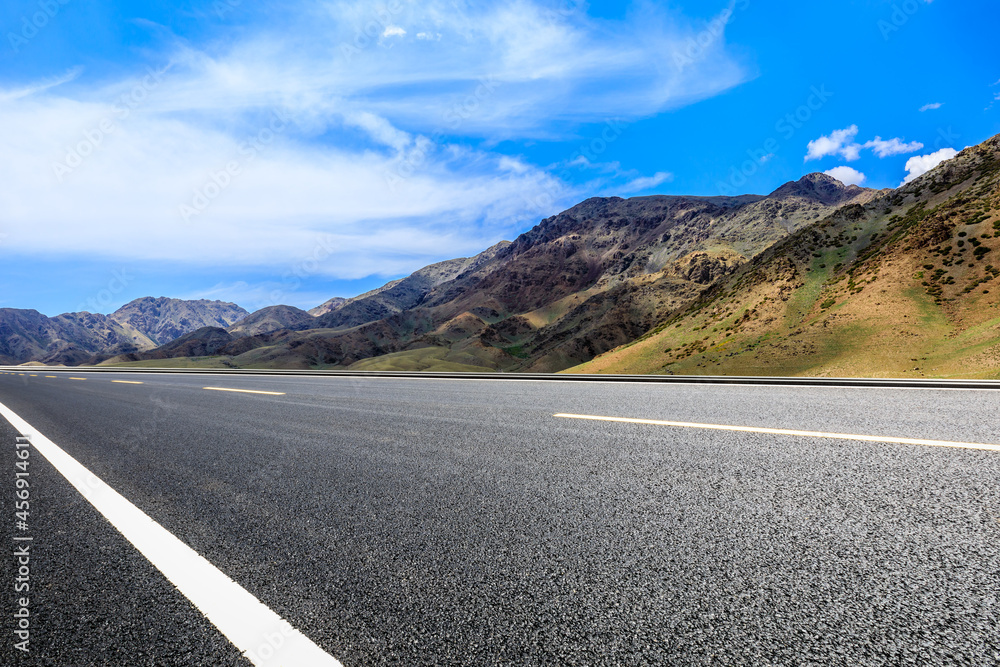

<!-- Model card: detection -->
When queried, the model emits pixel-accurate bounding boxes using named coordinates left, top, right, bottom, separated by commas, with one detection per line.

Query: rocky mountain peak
left=768, top=172, right=868, bottom=206
left=109, top=297, right=249, bottom=345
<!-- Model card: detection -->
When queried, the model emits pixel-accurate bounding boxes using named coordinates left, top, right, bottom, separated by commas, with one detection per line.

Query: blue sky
left=1, top=0, right=998, bottom=316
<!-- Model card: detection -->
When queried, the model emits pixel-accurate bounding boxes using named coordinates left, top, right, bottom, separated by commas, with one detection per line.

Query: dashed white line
left=203, top=387, right=286, bottom=396
left=0, top=401, right=342, bottom=666
left=553, top=413, right=1000, bottom=453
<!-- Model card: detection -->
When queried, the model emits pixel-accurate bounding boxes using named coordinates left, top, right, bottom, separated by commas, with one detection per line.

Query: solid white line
left=553, top=413, right=1000, bottom=453
left=203, top=387, right=286, bottom=396
left=0, top=401, right=341, bottom=667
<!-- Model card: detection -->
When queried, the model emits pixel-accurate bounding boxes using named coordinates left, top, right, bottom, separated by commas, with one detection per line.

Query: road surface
left=1, top=370, right=998, bottom=665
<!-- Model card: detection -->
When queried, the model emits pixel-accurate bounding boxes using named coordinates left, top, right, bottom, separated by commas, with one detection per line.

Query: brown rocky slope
left=109, top=174, right=877, bottom=371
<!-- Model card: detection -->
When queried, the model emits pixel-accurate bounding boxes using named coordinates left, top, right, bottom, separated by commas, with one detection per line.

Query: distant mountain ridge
left=97, top=171, right=882, bottom=371
left=13, top=140, right=995, bottom=378
left=0, top=309, right=155, bottom=366
left=0, top=297, right=249, bottom=365
left=572, top=134, right=1000, bottom=378
left=110, top=297, right=249, bottom=345
left=226, top=305, right=315, bottom=337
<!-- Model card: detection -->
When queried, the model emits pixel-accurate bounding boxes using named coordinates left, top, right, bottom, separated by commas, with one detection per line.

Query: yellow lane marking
left=69, top=377, right=87, bottom=381
left=30, top=374, right=37, bottom=377
left=553, top=413, right=1000, bottom=453
left=45, top=376, right=57, bottom=379
left=112, top=380, right=144, bottom=385
left=203, top=387, right=286, bottom=396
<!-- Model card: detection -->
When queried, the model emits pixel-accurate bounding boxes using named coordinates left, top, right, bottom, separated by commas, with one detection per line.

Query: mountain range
left=0, top=298, right=248, bottom=365
left=4, top=133, right=998, bottom=378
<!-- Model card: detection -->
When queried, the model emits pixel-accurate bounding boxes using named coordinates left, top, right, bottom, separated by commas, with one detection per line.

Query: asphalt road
left=1, top=370, right=999, bottom=666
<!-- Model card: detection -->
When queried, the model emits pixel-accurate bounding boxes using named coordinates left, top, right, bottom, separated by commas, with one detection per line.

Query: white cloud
left=919, top=102, right=942, bottom=112
left=901, top=148, right=959, bottom=185
left=805, top=126, right=860, bottom=161
left=806, top=126, right=924, bottom=162
left=617, top=172, right=674, bottom=194
left=824, top=166, right=866, bottom=187
left=416, top=32, right=441, bottom=41
left=862, top=136, right=923, bottom=158
left=0, top=0, right=752, bottom=279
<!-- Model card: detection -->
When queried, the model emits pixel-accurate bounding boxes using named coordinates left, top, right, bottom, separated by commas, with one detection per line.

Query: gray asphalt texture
left=1, top=371, right=999, bottom=666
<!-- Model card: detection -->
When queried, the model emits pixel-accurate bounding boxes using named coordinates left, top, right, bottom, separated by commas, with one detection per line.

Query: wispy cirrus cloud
left=863, top=136, right=924, bottom=158
left=0, top=0, right=751, bottom=283
left=617, top=171, right=675, bottom=194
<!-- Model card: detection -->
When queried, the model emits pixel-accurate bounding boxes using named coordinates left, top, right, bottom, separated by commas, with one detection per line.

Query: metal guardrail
left=3, top=366, right=1000, bottom=389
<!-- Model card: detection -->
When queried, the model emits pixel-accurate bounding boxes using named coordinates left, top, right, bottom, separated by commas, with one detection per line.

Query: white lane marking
left=553, top=413, right=1000, bottom=453
left=203, top=387, right=286, bottom=396
left=0, top=401, right=342, bottom=667
left=112, top=380, right=144, bottom=385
